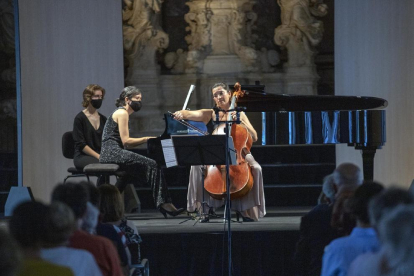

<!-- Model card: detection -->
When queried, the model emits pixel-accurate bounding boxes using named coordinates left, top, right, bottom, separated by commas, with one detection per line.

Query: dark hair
left=98, top=184, right=124, bottom=222
left=9, top=201, right=49, bottom=249
left=211, top=82, right=230, bottom=93
left=347, top=181, right=384, bottom=224
left=115, top=86, right=141, bottom=107
left=369, top=187, right=414, bottom=227
left=82, top=84, right=105, bottom=107
left=51, top=183, right=89, bottom=219
left=81, top=181, right=101, bottom=207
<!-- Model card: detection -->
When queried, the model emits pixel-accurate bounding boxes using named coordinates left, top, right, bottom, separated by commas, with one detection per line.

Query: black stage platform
left=127, top=206, right=310, bottom=276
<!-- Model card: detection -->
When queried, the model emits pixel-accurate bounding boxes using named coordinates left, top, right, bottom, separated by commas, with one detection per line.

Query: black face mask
left=90, top=99, right=102, bottom=109
left=129, top=100, right=142, bottom=112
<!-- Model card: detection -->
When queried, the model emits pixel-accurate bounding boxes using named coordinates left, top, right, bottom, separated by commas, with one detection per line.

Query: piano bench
left=83, top=163, right=126, bottom=185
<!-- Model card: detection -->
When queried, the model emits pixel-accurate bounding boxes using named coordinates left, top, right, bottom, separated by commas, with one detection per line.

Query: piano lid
left=232, top=86, right=388, bottom=112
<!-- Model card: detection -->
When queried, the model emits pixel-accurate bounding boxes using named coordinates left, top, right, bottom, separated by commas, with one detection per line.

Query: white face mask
left=81, top=202, right=100, bottom=234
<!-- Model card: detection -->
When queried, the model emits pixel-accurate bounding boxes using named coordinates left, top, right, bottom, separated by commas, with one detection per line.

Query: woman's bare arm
left=239, top=112, right=258, bottom=142
left=113, top=109, right=154, bottom=148
left=172, top=109, right=213, bottom=125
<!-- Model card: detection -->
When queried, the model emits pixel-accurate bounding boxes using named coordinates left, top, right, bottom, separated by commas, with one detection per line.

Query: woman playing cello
left=173, top=83, right=266, bottom=221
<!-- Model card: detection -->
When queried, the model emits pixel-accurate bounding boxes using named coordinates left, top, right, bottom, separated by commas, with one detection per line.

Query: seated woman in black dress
left=100, top=86, right=184, bottom=217
left=73, top=84, right=107, bottom=180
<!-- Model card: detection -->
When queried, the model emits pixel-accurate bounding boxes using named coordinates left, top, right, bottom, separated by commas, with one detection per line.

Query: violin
left=203, top=83, right=254, bottom=200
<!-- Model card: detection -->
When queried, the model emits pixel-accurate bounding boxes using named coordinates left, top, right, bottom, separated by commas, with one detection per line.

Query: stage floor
left=126, top=206, right=310, bottom=234
left=0, top=206, right=310, bottom=233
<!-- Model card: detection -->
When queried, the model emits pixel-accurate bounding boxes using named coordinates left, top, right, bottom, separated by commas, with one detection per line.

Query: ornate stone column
left=184, top=0, right=258, bottom=74
left=122, top=0, right=169, bottom=136
left=274, top=0, right=327, bottom=95
left=123, top=0, right=169, bottom=80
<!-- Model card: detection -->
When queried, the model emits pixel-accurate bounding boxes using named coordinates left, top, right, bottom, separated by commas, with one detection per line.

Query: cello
left=203, top=83, right=254, bottom=200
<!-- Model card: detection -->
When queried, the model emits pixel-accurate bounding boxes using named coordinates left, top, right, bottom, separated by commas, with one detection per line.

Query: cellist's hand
left=173, top=111, right=184, bottom=120
left=231, top=111, right=237, bottom=121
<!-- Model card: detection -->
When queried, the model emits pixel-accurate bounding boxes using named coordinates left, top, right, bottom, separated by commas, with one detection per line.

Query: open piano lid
left=233, top=84, right=388, bottom=112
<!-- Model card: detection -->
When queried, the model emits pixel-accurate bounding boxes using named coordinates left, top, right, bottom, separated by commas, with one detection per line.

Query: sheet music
left=161, top=139, right=177, bottom=168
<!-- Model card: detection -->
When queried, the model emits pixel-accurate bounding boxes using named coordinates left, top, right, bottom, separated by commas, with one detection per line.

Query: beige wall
left=335, top=0, right=414, bottom=187
left=19, top=0, right=124, bottom=202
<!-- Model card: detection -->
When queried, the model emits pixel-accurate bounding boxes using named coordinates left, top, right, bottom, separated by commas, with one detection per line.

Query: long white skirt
left=187, top=154, right=266, bottom=220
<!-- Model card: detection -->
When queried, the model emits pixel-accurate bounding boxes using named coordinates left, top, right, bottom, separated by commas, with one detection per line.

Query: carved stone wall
left=122, top=0, right=333, bottom=137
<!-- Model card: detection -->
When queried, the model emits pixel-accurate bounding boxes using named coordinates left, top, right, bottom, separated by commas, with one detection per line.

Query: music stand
left=171, top=135, right=236, bottom=166
left=171, top=135, right=236, bottom=224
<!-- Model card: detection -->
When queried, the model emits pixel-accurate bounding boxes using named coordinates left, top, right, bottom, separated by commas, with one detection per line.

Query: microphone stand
left=213, top=106, right=243, bottom=276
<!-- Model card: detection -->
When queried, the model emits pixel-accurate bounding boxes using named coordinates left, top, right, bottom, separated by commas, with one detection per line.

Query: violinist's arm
left=240, top=112, right=258, bottom=142
left=114, top=109, right=154, bottom=148
left=173, top=109, right=213, bottom=125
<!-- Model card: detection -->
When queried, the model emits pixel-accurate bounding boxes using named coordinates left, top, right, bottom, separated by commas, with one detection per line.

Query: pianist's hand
left=144, top=136, right=156, bottom=142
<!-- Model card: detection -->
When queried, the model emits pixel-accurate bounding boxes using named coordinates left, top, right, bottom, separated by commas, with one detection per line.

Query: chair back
left=62, top=131, right=75, bottom=159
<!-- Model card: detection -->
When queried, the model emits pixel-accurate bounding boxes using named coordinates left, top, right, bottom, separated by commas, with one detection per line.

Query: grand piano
left=148, top=83, right=387, bottom=181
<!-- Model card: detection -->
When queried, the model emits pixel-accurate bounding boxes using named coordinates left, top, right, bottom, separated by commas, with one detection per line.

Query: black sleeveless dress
left=100, top=107, right=172, bottom=207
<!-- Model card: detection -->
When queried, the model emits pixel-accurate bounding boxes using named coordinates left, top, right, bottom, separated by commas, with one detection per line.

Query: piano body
left=148, top=84, right=387, bottom=181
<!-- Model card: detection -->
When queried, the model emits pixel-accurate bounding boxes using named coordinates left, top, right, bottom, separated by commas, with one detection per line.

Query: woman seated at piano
left=99, top=86, right=185, bottom=217
left=72, top=84, right=107, bottom=185
left=173, top=82, right=266, bottom=222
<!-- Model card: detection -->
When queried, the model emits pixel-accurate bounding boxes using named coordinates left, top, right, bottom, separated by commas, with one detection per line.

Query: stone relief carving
left=0, top=0, right=16, bottom=85
left=0, top=0, right=16, bottom=120
left=164, top=49, right=187, bottom=74
left=122, top=0, right=169, bottom=79
left=274, top=0, right=327, bottom=67
left=259, top=47, right=280, bottom=73
left=183, top=0, right=259, bottom=74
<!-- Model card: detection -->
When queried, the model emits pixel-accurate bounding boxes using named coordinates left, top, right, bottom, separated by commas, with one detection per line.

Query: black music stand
left=171, top=135, right=236, bottom=223
left=171, top=135, right=236, bottom=166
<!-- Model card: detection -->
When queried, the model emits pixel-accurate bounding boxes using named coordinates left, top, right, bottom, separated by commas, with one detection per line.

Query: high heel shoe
left=235, top=211, right=255, bottom=222
left=159, top=206, right=186, bottom=219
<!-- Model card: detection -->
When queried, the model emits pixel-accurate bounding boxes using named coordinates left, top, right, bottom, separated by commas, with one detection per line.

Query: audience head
left=82, top=182, right=101, bottom=207
left=320, top=173, right=336, bottom=203
left=51, top=182, right=89, bottom=220
left=347, top=181, right=384, bottom=225
left=378, top=205, right=414, bottom=274
left=80, top=182, right=101, bottom=233
left=0, top=229, right=21, bottom=276
left=42, top=202, right=76, bottom=247
left=8, top=201, right=49, bottom=249
left=98, top=184, right=124, bottom=222
left=369, top=187, right=414, bottom=228
left=333, top=163, right=363, bottom=192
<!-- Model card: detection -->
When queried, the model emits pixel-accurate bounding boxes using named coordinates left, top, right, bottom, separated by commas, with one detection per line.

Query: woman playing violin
left=173, top=82, right=266, bottom=221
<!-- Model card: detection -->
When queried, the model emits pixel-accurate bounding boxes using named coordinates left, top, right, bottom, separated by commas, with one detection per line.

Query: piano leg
left=360, top=148, right=377, bottom=181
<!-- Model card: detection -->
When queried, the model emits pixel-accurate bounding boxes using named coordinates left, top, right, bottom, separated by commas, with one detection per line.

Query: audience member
left=368, top=187, right=414, bottom=229
left=320, top=181, right=384, bottom=276
left=99, top=184, right=142, bottom=265
left=0, top=228, right=22, bottom=276
left=51, top=183, right=124, bottom=276
left=293, top=163, right=363, bottom=276
left=348, top=204, right=414, bottom=276
left=347, top=187, right=414, bottom=276
left=330, top=163, right=364, bottom=235
left=318, top=174, right=336, bottom=205
left=8, top=201, right=74, bottom=276
left=81, top=182, right=130, bottom=270
left=40, top=201, right=102, bottom=276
